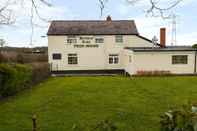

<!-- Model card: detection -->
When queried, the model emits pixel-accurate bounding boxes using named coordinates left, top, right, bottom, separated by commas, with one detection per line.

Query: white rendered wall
left=48, top=35, right=153, bottom=71
left=131, top=51, right=196, bottom=75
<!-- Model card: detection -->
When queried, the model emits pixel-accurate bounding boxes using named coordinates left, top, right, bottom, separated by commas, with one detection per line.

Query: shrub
left=94, top=119, right=118, bottom=131
left=160, top=103, right=197, bottom=131
left=0, top=64, right=32, bottom=97
left=0, top=52, right=8, bottom=63
left=0, top=63, right=50, bottom=98
left=16, top=53, right=24, bottom=64
left=192, top=44, right=197, bottom=49
left=31, top=62, right=50, bottom=84
left=72, top=119, right=118, bottom=131
left=136, top=70, right=171, bottom=76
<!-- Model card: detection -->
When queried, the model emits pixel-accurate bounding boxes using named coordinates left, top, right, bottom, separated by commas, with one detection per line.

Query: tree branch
left=99, top=0, right=184, bottom=18
left=127, top=0, right=184, bottom=18
left=99, top=0, right=108, bottom=17
left=0, top=0, right=15, bottom=24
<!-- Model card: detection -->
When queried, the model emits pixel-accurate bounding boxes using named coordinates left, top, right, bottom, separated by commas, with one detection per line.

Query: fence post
left=32, top=114, right=37, bottom=131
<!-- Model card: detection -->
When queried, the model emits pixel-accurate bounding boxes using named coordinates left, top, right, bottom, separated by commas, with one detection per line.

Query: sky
left=0, top=0, right=197, bottom=47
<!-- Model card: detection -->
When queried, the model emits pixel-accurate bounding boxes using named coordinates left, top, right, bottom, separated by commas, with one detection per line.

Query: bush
left=192, top=44, right=197, bottom=48
left=160, top=103, right=197, bottom=131
left=0, top=64, right=32, bottom=97
left=0, top=63, right=50, bottom=98
left=136, top=70, right=171, bottom=76
left=72, top=119, right=118, bottom=131
left=16, top=53, right=24, bottom=64
left=31, top=62, right=50, bottom=84
left=0, top=52, right=3, bottom=63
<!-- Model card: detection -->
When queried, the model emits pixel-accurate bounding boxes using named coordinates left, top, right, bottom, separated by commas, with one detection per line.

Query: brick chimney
left=106, top=16, right=112, bottom=22
left=160, top=28, right=166, bottom=48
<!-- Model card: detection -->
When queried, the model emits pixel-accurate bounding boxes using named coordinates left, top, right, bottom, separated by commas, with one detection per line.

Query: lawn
left=0, top=76, right=197, bottom=131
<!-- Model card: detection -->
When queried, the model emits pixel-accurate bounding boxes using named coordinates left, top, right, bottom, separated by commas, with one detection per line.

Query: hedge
left=0, top=63, right=50, bottom=98
left=31, top=62, right=50, bottom=84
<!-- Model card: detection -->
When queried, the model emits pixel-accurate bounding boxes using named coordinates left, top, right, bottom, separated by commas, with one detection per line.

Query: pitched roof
left=47, top=20, right=139, bottom=35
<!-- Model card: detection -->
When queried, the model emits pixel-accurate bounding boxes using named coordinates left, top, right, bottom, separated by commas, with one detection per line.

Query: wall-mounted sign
left=74, top=44, right=99, bottom=48
left=79, top=36, right=94, bottom=44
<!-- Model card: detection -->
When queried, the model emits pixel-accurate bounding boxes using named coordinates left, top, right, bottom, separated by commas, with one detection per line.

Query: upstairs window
left=67, top=36, right=77, bottom=44
left=109, top=54, right=119, bottom=64
left=68, top=54, right=78, bottom=65
left=95, top=38, right=104, bottom=43
left=115, top=35, right=123, bottom=43
left=52, top=53, right=61, bottom=60
left=172, top=55, right=188, bottom=64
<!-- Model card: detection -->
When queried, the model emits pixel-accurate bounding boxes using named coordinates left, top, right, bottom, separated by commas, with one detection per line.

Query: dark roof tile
left=47, top=20, right=139, bottom=35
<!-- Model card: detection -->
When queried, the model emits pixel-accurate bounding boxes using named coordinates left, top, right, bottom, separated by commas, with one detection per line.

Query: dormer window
left=115, top=35, right=123, bottom=43
left=67, top=36, right=77, bottom=44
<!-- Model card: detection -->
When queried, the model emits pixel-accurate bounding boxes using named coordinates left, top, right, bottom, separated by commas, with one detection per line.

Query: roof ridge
left=51, top=20, right=135, bottom=22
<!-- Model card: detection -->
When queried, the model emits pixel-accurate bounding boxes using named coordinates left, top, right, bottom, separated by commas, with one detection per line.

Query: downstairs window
left=109, top=54, right=119, bottom=64
left=172, top=55, right=188, bottom=64
left=68, top=54, right=78, bottom=64
left=52, top=53, right=61, bottom=60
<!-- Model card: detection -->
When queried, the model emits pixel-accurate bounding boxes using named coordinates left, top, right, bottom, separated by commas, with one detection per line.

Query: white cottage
left=47, top=16, right=197, bottom=75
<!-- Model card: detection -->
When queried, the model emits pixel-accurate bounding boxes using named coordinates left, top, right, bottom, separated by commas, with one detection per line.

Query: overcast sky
left=0, top=0, right=197, bottom=47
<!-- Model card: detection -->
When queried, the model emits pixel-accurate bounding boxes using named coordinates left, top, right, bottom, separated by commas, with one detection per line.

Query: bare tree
left=0, top=0, right=51, bottom=25
left=0, top=0, right=51, bottom=45
left=0, top=39, right=6, bottom=47
left=0, top=1, right=15, bottom=25
left=0, top=0, right=185, bottom=25
left=99, top=0, right=184, bottom=18
left=0, top=0, right=185, bottom=45
left=99, top=0, right=108, bottom=17
left=128, top=0, right=184, bottom=18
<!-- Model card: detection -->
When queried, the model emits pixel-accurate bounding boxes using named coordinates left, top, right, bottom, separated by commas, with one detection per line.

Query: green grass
left=0, top=76, right=197, bottom=131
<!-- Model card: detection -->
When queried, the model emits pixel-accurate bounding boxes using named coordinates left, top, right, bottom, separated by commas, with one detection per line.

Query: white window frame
left=109, top=54, right=119, bottom=64
left=115, top=35, right=123, bottom=43
left=68, top=54, right=78, bottom=65
left=172, top=55, right=188, bottom=64
left=95, top=38, right=104, bottom=43
left=66, top=36, right=77, bottom=44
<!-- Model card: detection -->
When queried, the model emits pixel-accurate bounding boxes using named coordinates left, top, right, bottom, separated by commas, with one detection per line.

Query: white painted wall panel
left=131, top=51, right=196, bottom=74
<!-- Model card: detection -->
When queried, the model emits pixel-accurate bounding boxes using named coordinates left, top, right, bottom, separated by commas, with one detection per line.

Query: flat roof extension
left=125, top=46, right=197, bottom=52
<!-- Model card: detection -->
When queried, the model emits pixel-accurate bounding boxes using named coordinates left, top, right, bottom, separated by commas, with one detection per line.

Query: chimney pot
left=160, top=28, right=166, bottom=48
left=106, top=16, right=112, bottom=21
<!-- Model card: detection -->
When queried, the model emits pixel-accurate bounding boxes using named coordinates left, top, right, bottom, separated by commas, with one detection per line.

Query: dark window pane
left=172, top=55, right=188, bottom=64
left=114, top=57, right=119, bottom=64
left=109, top=54, right=119, bottom=64
left=109, top=58, right=113, bottom=64
left=68, top=54, right=78, bottom=64
left=53, top=53, right=61, bottom=60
